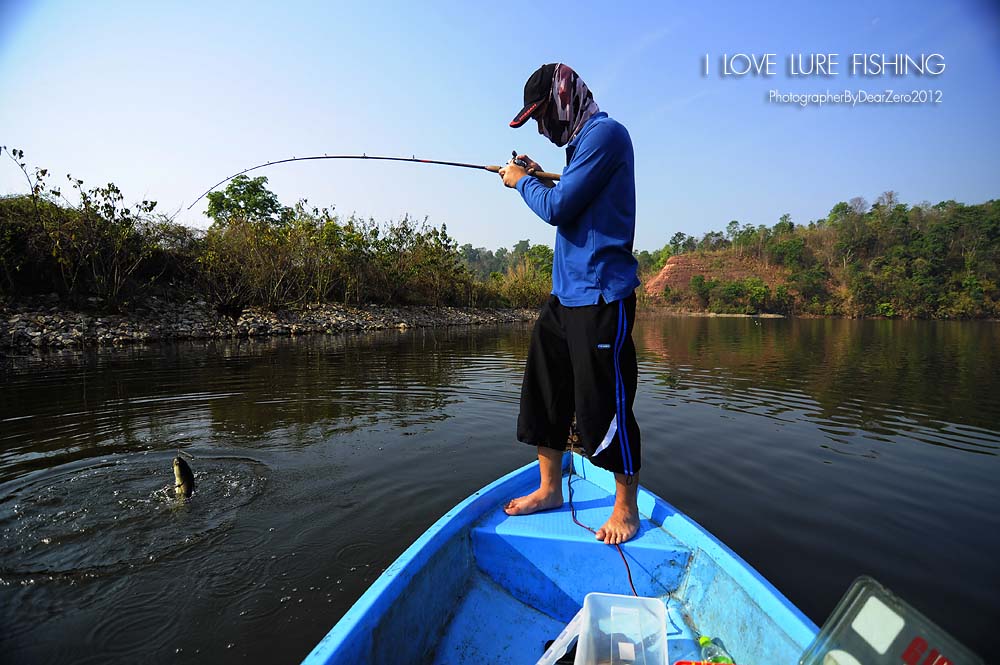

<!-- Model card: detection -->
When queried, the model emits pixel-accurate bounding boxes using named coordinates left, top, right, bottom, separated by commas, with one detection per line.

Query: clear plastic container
left=538, top=592, right=668, bottom=665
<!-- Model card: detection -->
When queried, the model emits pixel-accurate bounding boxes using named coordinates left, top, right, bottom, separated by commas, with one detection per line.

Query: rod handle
left=485, top=165, right=561, bottom=181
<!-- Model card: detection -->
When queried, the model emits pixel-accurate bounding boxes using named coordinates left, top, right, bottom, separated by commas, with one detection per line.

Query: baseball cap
left=510, top=63, right=557, bottom=128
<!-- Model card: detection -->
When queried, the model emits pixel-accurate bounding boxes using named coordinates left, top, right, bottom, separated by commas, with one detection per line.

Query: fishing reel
left=510, top=150, right=555, bottom=187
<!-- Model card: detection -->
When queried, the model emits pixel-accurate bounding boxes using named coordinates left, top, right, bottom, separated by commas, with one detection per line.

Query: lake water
left=1, top=316, right=998, bottom=662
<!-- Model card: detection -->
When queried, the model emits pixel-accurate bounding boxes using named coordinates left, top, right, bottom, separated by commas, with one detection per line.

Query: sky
left=1, top=0, right=998, bottom=252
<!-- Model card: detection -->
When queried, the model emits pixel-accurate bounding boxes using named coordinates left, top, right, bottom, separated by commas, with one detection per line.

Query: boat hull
left=303, top=453, right=818, bottom=664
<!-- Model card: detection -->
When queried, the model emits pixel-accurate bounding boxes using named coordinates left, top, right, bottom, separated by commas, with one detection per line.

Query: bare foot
left=504, top=487, right=563, bottom=516
left=595, top=505, right=640, bottom=545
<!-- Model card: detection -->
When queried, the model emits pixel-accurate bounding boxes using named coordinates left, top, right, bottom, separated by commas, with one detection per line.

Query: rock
left=0, top=301, right=537, bottom=351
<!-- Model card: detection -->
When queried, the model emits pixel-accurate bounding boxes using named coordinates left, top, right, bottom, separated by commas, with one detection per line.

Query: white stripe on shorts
left=593, top=415, right=617, bottom=457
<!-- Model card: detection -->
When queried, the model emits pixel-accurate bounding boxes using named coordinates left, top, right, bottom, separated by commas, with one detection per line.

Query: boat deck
left=432, top=471, right=703, bottom=664
left=302, top=454, right=817, bottom=665
left=432, top=572, right=700, bottom=664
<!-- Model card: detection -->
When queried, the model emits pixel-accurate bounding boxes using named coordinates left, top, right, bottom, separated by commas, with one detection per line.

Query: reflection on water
left=1, top=318, right=998, bottom=662
left=634, top=316, right=999, bottom=657
left=635, top=317, right=1000, bottom=455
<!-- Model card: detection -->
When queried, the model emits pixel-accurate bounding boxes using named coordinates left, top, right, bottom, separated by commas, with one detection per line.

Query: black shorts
left=517, top=293, right=640, bottom=476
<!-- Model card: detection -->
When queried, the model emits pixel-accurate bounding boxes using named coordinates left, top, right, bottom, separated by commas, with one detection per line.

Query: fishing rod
left=187, top=151, right=561, bottom=210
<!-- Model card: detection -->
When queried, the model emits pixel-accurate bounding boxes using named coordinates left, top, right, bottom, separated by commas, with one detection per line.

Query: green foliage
left=772, top=285, right=794, bottom=315
left=0, top=151, right=561, bottom=312
left=67, top=180, right=160, bottom=306
left=459, top=243, right=509, bottom=280
left=670, top=232, right=696, bottom=254
left=876, top=302, right=897, bottom=318
left=634, top=243, right=672, bottom=276
left=789, top=265, right=829, bottom=302
left=665, top=193, right=999, bottom=319
left=0, top=147, right=162, bottom=308
left=773, top=213, right=794, bottom=235
left=690, top=275, right=773, bottom=314
left=205, top=175, right=291, bottom=228
left=6, top=149, right=997, bottom=319
left=744, top=277, right=770, bottom=312
left=499, top=258, right=551, bottom=308
left=196, top=209, right=481, bottom=310
left=769, top=237, right=806, bottom=268
left=524, top=243, right=554, bottom=275
left=697, top=230, right=727, bottom=252
left=689, top=275, right=715, bottom=307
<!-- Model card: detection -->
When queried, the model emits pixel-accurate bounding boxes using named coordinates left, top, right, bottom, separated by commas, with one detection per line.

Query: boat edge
left=299, top=457, right=557, bottom=664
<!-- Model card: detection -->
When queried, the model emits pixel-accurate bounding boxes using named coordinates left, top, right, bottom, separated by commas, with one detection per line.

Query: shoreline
left=637, top=303, right=999, bottom=322
left=4, top=298, right=994, bottom=351
left=0, top=298, right=538, bottom=351
left=637, top=307, right=786, bottom=319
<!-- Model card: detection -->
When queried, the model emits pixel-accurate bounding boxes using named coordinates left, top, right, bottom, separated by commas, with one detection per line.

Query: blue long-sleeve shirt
left=516, top=111, right=640, bottom=307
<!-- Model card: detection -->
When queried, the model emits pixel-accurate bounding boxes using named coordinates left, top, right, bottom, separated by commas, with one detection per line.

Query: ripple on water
left=85, top=585, right=183, bottom=656
left=189, top=526, right=281, bottom=600
left=0, top=453, right=268, bottom=577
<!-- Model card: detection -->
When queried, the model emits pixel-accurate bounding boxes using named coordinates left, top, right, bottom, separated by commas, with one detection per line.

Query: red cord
left=568, top=463, right=639, bottom=597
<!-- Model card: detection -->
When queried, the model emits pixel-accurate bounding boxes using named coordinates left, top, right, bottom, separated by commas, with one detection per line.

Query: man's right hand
left=516, top=154, right=556, bottom=188
left=516, top=154, right=543, bottom=173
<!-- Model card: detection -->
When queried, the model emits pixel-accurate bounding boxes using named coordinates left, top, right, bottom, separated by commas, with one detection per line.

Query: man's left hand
left=499, top=163, right=527, bottom=189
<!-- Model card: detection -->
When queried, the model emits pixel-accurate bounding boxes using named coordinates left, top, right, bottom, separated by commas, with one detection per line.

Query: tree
left=773, top=213, right=794, bottom=235
left=205, top=175, right=292, bottom=228
left=828, top=202, right=851, bottom=224
left=690, top=275, right=714, bottom=307
left=669, top=232, right=688, bottom=254
left=849, top=196, right=869, bottom=215
left=634, top=244, right=672, bottom=275
left=525, top=244, right=554, bottom=274
left=725, top=220, right=740, bottom=242
left=511, top=239, right=531, bottom=263
left=698, top=230, right=727, bottom=252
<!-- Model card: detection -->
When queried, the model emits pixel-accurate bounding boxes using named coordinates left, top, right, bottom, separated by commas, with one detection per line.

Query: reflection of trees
left=0, top=325, right=536, bottom=479
left=203, top=329, right=488, bottom=438
left=634, top=316, right=1000, bottom=447
left=0, top=348, right=183, bottom=481
left=7, top=316, right=994, bottom=483
left=489, top=322, right=533, bottom=372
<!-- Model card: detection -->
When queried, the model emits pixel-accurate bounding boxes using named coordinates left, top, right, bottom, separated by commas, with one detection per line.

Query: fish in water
left=173, top=457, right=195, bottom=498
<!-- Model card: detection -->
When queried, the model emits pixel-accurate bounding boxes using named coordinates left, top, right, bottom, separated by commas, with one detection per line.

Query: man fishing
left=499, top=63, right=642, bottom=545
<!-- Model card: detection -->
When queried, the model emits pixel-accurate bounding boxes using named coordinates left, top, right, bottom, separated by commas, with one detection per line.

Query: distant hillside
left=643, top=252, right=801, bottom=315
left=645, top=253, right=790, bottom=296
left=639, top=195, right=999, bottom=319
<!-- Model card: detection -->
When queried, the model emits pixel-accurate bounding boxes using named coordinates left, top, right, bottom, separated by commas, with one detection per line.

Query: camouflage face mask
left=538, top=64, right=600, bottom=148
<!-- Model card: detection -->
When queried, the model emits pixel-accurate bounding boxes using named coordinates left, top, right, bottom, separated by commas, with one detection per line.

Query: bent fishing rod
left=187, top=151, right=561, bottom=210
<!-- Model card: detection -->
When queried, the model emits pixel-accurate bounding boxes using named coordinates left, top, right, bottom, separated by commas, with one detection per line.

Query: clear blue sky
left=2, top=0, right=998, bottom=252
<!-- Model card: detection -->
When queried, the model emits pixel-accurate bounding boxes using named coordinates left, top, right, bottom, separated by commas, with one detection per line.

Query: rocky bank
left=1, top=297, right=538, bottom=350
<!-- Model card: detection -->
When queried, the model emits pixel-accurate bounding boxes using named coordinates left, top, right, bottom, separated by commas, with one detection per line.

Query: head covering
left=510, top=63, right=600, bottom=147
left=510, top=63, right=557, bottom=128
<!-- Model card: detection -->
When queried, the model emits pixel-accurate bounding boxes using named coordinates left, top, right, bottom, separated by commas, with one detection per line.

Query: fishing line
left=567, top=447, right=638, bottom=597
left=187, top=152, right=561, bottom=210
left=567, top=451, right=681, bottom=636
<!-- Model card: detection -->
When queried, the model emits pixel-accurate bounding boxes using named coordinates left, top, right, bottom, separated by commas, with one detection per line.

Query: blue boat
left=303, top=453, right=819, bottom=664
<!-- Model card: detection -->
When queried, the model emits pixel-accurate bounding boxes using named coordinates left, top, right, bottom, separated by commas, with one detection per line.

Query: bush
left=0, top=148, right=163, bottom=309
left=707, top=277, right=771, bottom=314
left=690, top=275, right=715, bottom=307
left=771, top=284, right=794, bottom=314
left=744, top=277, right=770, bottom=312
left=876, top=302, right=897, bottom=318
left=499, top=259, right=551, bottom=308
